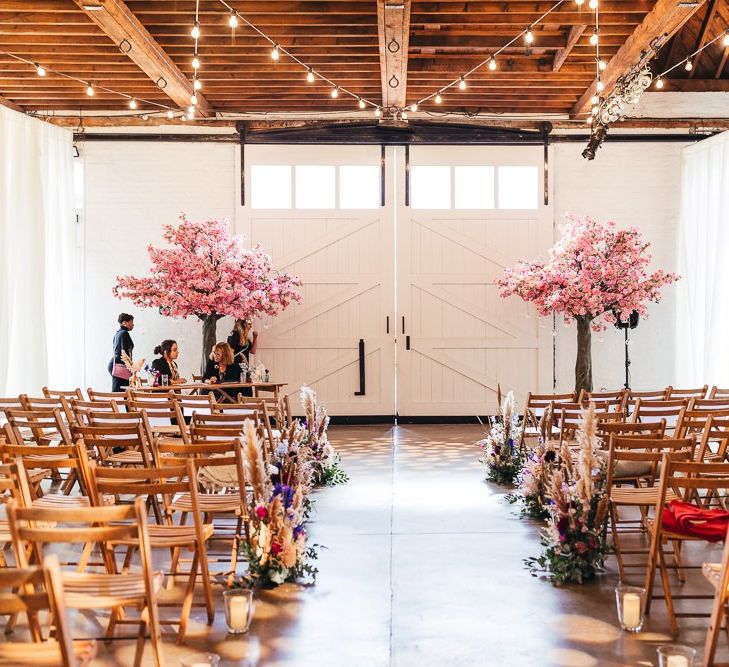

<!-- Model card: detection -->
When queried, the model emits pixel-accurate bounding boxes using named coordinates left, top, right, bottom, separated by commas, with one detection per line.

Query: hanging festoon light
left=434, top=92, right=443, bottom=104
left=228, top=12, right=238, bottom=28
left=271, top=44, right=280, bottom=61
left=575, top=0, right=584, bottom=5
left=167, top=110, right=174, bottom=119
left=129, top=98, right=137, bottom=109
left=191, top=20, right=201, bottom=39
left=655, top=76, right=664, bottom=89
left=724, top=30, right=729, bottom=47
left=331, top=86, right=339, bottom=98
left=358, top=98, right=366, bottom=109
left=684, top=58, right=693, bottom=71
left=36, top=63, right=46, bottom=76
left=525, top=26, right=534, bottom=44
left=410, top=103, right=418, bottom=112
left=459, top=76, right=467, bottom=90
left=374, top=106, right=382, bottom=117
left=306, top=68, right=315, bottom=83
left=596, top=79, right=605, bottom=92
left=598, top=58, right=607, bottom=71
left=190, top=93, right=198, bottom=105
left=86, top=84, right=94, bottom=96
left=192, top=55, right=200, bottom=69
left=488, top=56, right=497, bottom=71
left=194, top=76, right=202, bottom=91
left=590, top=29, right=599, bottom=46
left=588, top=0, right=598, bottom=9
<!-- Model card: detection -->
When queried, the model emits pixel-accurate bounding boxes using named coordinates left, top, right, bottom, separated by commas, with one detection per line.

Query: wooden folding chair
left=5, top=407, right=71, bottom=448
left=625, top=388, right=670, bottom=416
left=0, top=555, right=96, bottom=666
left=596, top=419, right=666, bottom=443
left=606, top=437, right=695, bottom=581
left=157, top=438, right=249, bottom=573
left=578, top=389, right=627, bottom=412
left=42, top=388, right=84, bottom=401
left=710, top=387, right=729, bottom=399
left=644, top=457, right=729, bottom=635
left=0, top=398, right=23, bottom=425
left=666, top=385, right=709, bottom=400
left=126, top=398, right=189, bottom=444
left=701, top=525, right=729, bottom=667
left=85, top=389, right=127, bottom=408
left=689, top=397, right=729, bottom=413
left=676, top=409, right=729, bottom=440
left=695, top=415, right=729, bottom=464
left=72, top=420, right=156, bottom=469
left=87, top=461, right=214, bottom=644
left=8, top=498, right=163, bottom=667
left=173, top=394, right=214, bottom=421
left=518, top=392, right=576, bottom=447
left=61, top=397, right=119, bottom=427
left=552, top=401, right=611, bottom=445
left=631, top=399, right=687, bottom=432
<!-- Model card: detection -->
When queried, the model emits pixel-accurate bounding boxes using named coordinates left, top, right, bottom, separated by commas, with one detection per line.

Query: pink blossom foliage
left=113, top=214, right=302, bottom=320
left=497, top=215, right=678, bottom=331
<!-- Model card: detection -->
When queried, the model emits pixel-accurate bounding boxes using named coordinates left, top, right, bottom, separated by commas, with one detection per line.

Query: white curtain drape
left=0, top=108, right=81, bottom=395
left=676, top=130, right=729, bottom=386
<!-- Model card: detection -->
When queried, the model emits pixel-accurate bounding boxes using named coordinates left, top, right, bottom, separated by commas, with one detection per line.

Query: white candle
left=228, top=595, right=250, bottom=631
left=666, top=656, right=689, bottom=667
left=623, top=592, right=641, bottom=628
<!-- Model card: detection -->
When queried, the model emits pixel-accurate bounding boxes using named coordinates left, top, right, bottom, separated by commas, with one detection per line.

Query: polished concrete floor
left=13, top=425, right=728, bottom=665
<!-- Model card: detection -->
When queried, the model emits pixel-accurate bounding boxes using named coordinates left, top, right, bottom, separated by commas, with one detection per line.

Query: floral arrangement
left=525, top=405, right=610, bottom=585
left=506, top=407, right=558, bottom=520
left=121, top=350, right=145, bottom=387
left=241, top=420, right=317, bottom=588
left=113, top=214, right=302, bottom=367
left=300, top=386, right=348, bottom=487
left=498, top=214, right=678, bottom=393
left=477, top=390, right=525, bottom=486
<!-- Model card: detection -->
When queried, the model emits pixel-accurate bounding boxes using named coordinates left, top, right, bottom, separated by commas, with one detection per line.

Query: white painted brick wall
left=81, top=139, right=684, bottom=398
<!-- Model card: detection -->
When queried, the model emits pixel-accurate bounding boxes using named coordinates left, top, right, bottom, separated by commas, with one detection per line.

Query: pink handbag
left=111, top=363, right=132, bottom=380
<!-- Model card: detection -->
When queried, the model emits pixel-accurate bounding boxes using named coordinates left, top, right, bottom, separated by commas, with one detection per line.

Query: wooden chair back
left=174, top=394, right=214, bottom=419
left=62, top=397, right=119, bottom=426
left=688, top=397, right=729, bottom=412
left=596, top=419, right=666, bottom=442
left=4, top=408, right=72, bottom=446
left=578, top=389, right=627, bottom=411
left=85, top=389, right=127, bottom=407
left=73, top=422, right=155, bottom=468
left=126, top=398, right=188, bottom=443
left=631, top=399, right=687, bottom=429
left=624, top=388, right=670, bottom=414
left=0, top=397, right=23, bottom=425
left=42, top=387, right=84, bottom=401
left=709, top=386, right=729, bottom=399
left=666, top=385, right=709, bottom=400
left=676, top=409, right=729, bottom=439
left=190, top=412, right=251, bottom=441
left=523, top=391, right=576, bottom=419
left=695, top=415, right=729, bottom=463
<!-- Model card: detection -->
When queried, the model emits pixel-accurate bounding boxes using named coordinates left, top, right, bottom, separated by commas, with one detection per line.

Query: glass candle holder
left=224, top=588, right=254, bottom=634
left=180, top=653, right=220, bottom=667
left=657, top=645, right=696, bottom=667
left=615, top=583, right=646, bottom=632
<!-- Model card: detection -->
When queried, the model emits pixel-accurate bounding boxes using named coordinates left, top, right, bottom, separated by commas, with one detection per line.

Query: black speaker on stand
left=613, top=309, right=639, bottom=390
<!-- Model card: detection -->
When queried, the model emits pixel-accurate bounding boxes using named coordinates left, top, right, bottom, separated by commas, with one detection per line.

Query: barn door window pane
left=497, top=166, right=538, bottom=209
left=411, top=166, right=451, bottom=209
left=251, top=165, right=292, bottom=209
left=454, top=166, right=494, bottom=209
left=340, top=166, right=380, bottom=209
left=295, top=165, right=336, bottom=209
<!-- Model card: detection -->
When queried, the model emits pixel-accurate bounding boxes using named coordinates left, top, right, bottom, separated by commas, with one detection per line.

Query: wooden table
left=139, top=381, right=288, bottom=403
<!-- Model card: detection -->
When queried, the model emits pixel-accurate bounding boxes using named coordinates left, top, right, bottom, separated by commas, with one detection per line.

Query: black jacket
left=113, top=327, right=134, bottom=363
left=202, top=359, right=241, bottom=384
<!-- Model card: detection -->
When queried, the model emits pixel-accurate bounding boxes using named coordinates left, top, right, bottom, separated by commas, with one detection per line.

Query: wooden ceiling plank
left=553, top=24, right=586, bottom=71
left=716, top=48, right=729, bottom=78
left=71, top=0, right=213, bottom=116
left=571, top=0, right=706, bottom=116
left=688, top=0, right=719, bottom=77
left=377, top=0, right=412, bottom=110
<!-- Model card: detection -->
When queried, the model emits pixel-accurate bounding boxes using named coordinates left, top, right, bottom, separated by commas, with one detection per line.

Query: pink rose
left=255, top=504, right=268, bottom=519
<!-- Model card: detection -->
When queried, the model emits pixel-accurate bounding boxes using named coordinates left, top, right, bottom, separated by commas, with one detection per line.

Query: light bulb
left=86, top=84, right=94, bottom=96
left=306, top=68, right=315, bottom=83
left=724, top=31, right=729, bottom=47
left=590, top=30, right=598, bottom=46
left=358, top=98, right=365, bottom=109
left=192, top=56, right=200, bottom=69
left=410, top=103, right=418, bottom=112
left=193, top=78, right=202, bottom=91
left=435, top=93, right=442, bottom=104
left=167, top=110, right=174, bottom=119
left=142, top=114, right=149, bottom=121
left=228, top=12, right=238, bottom=28
left=180, top=114, right=187, bottom=122
left=525, top=27, right=534, bottom=44
left=585, top=115, right=592, bottom=124
left=488, top=57, right=497, bottom=71
left=591, top=106, right=598, bottom=116
left=401, top=111, right=408, bottom=120
left=331, top=86, right=339, bottom=98
left=588, top=0, right=598, bottom=8
left=598, top=58, right=606, bottom=71
left=191, top=21, right=200, bottom=39
left=188, top=110, right=195, bottom=119
left=459, top=77, right=466, bottom=90
left=36, top=64, right=46, bottom=77
left=655, top=76, right=664, bottom=89
left=596, top=80, right=604, bottom=91
left=374, top=107, right=381, bottom=117
left=590, top=95, right=599, bottom=105
left=188, top=105, right=194, bottom=114
left=684, top=59, right=693, bottom=71
left=129, top=98, right=137, bottom=109
left=575, top=0, right=584, bottom=5
left=271, top=45, right=280, bottom=61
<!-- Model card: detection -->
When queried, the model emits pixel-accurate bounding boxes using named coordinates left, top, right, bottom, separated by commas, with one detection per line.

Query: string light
left=458, top=76, right=466, bottom=90
left=228, top=12, right=238, bottom=28
left=193, top=77, right=202, bottom=91
left=331, top=86, right=339, bottom=98
left=190, top=93, right=197, bottom=105
left=167, top=110, right=174, bottom=119
left=128, top=98, right=137, bottom=109
left=590, top=29, right=599, bottom=46
left=188, top=109, right=195, bottom=119
left=180, top=114, right=187, bottom=121
left=401, top=111, right=408, bottom=120
left=525, top=27, right=534, bottom=44
left=86, top=84, right=94, bottom=96
left=596, top=79, right=605, bottom=92
left=724, top=31, right=729, bottom=47
left=655, top=76, right=664, bottom=89
left=36, top=63, right=46, bottom=76
left=358, top=98, right=366, bottom=109
left=410, top=103, right=418, bottom=112
left=591, top=95, right=599, bottom=105
left=684, top=58, right=693, bottom=71
left=598, top=58, right=606, bottom=71
left=435, top=93, right=443, bottom=104
left=374, top=107, right=381, bottom=117
left=575, top=0, right=584, bottom=5
left=488, top=57, right=497, bottom=71
left=306, top=68, right=315, bottom=83
left=191, top=20, right=200, bottom=39
left=271, top=44, right=280, bottom=61
left=192, top=55, right=200, bottom=69
left=588, top=0, right=598, bottom=8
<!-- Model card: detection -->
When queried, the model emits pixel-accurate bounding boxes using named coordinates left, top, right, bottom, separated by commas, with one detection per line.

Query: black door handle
left=386, top=316, right=390, bottom=334
left=406, top=335, right=410, bottom=350
left=354, top=338, right=365, bottom=396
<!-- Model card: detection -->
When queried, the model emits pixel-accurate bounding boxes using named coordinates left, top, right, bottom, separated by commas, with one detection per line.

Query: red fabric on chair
left=661, top=500, right=729, bottom=542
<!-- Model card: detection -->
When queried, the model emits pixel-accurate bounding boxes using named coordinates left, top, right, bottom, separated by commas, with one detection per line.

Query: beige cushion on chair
left=596, top=450, right=653, bottom=479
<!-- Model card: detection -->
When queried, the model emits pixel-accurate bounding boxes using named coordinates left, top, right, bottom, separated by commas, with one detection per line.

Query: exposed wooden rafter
left=571, top=0, right=707, bottom=116
left=377, top=0, right=411, bottom=111
left=553, top=24, right=586, bottom=72
left=688, top=0, right=719, bottom=76
left=656, top=77, right=729, bottom=91
left=71, top=0, right=213, bottom=116
left=0, top=94, right=24, bottom=112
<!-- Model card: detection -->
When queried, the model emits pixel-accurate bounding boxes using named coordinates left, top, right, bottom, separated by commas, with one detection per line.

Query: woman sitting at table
left=203, top=342, right=241, bottom=400
left=151, top=339, right=187, bottom=386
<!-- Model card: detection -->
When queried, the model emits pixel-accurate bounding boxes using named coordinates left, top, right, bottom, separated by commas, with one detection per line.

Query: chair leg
left=198, top=543, right=214, bottom=625
left=658, top=547, right=679, bottom=636
left=672, top=540, right=686, bottom=582
left=610, top=503, right=626, bottom=581
left=702, top=592, right=726, bottom=667
left=134, top=617, right=147, bottom=667
left=177, top=551, right=199, bottom=644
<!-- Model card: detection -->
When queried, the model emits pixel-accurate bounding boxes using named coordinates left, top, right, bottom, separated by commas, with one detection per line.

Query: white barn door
left=240, top=145, right=395, bottom=416
left=395, top=146, right=553, bottom=416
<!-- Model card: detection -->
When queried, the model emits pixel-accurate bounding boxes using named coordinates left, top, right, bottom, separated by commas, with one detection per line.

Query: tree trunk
left=575, top=316, right=593, bottom=395
left=201, top=315, right=218, bottom=375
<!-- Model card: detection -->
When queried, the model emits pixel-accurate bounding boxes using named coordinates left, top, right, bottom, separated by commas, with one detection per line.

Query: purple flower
left=293, top=524, right=305, bottom=539
left=272, top=483, right=294, bottom=509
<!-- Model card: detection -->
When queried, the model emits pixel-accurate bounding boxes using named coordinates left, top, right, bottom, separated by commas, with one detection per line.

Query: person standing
left=110, top=313, right=135, bottom=392
left=227, top=319, right=258, bottom=396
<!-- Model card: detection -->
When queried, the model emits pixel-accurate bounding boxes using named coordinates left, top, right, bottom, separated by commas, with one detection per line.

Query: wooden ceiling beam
left=688, top=0, right=719, bottom=76
left=553, top=24, right=586, bottom=71
left=377, top=0, right=411, bottom=110
left=716, top=48, right=729, bottom=78
left=571, top=0, right=706, bottom=116
left=0, top=94, right=24, bottom=112
left=656, top=78, right=729, bottom=92
left=70, top=0, right=213, bottom=116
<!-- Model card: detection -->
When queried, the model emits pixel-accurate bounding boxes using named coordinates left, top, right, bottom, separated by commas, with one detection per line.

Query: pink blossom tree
left=498, top=215, right=678, bottom=394
left=113, top=214, right=302, bottom=370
